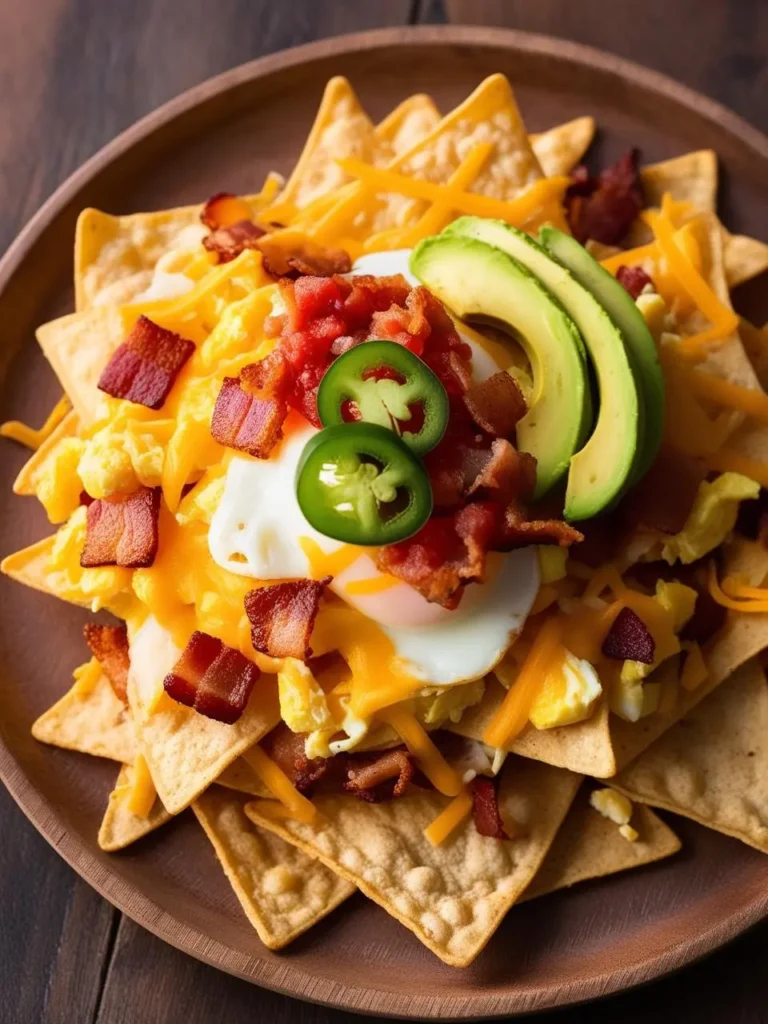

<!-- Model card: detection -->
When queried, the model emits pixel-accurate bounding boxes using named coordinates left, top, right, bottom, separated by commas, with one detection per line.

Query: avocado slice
left=540, top=226, right=665, bottom=482
left=445, top=217, right=641, bottom=521
left=410, top=235, right=591, bottom=498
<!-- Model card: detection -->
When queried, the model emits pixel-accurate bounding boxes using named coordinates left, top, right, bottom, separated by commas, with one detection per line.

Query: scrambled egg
left=657, top=473, right=759, bottom=565
left=529, top=649, right=602, bottom=730
left=278, top=658, right=336, bottom=736
left=589, top=787, right=638, bottom=841
left=36, top=437, right=85, bottom=523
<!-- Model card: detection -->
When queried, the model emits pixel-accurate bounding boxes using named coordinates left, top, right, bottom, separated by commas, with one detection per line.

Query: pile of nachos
left=3, top=73, right=768, bottom=968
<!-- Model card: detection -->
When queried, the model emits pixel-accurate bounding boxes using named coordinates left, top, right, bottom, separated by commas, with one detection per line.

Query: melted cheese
left=72, top=657, right=103, bottom=697
left=126, top=754, right=157, bottom=817
left=241, top=746, right=317, bottom=823
left=379, top=706, right=463, bottom=796
left=423, top=789, right=473, bottom=846
left=1, top=395, right=72, bottom=451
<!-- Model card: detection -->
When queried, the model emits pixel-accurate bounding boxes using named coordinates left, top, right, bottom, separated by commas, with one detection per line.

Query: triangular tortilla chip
left=523, top=785, right=681, bottom=900
left=375, top=93, right=442, bottom=153
left=530, top=116, right=596, bottom=177
left=245, top=757, right=580, bottom=967
left=128, top=616, right=280, bottom=815
left=98, top=763, right=172, bottom=851
left=1, top=535, right=62, bottom=599
left=193, top=787, right=355, bottom=950
left=216, top=758, right=270, bottom=798
left=722, top=230, right=768, bottom=289
left=612, top=659, right=768, bottom=852
left=641, top=150, right=718, bottom=213
left=32, top=666, right=136, bottom=764
left=12, top=410, right=81, bottom=497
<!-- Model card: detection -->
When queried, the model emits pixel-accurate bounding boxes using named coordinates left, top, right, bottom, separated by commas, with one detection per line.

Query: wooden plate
left=1, top=25, right=767, bottom=1019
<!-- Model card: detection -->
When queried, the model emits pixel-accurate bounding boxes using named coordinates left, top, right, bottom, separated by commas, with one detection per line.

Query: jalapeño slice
left=296, top=423, right=432, bottom=545
left=317, top=339, right=449, bottom=456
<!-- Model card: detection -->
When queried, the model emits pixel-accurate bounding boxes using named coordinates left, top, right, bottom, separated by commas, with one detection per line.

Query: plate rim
left=1, top=23, right=768, bottom=1019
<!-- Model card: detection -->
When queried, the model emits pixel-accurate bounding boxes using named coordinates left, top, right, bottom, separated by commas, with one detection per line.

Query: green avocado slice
left=540, top=225, right=665, bottom=483
left=410, top=235, right=591, bottom=498
left=445, top=217, right=641, bottom=521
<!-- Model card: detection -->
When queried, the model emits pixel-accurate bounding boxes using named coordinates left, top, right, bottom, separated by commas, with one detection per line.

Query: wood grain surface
left=0, top=1, right=766, bottom=1021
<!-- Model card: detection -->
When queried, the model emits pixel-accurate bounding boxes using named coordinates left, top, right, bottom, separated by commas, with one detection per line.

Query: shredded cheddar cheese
left=242, top=745, right=317, bottom=823
left=72, top=657, right=103, bottom=697
left=126, top=754, right=157, bottom=817
left=706, top=451, right=768, bottom=489
left=1, top=395, right=72, bottom=451
left=423, top=789, right=473, bottom=846
left=708, top=562, right=768, bottom=612
left=380, top=706, right=463, bottom=796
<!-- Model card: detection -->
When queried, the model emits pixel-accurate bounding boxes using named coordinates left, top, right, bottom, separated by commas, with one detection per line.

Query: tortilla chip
left=376, top=93, right=442, bottom=154
left=450, top=683, right=616, bottom=778
left=0, top=535, right=73, bottom=601
left=530, top=117, right=596, bottom=177
left=12, top=410, right=81, bottom=497
left=641, top=150, right=717, bottom=213
left=216, top=758, right=270, bottom=798
left=32, top=667, right=136, bottom=764
left=98, top=763, right=171, bottom=851
left=245, top=757, right=580, bottom=967
left=127, top=618, right=280, bottom=815
left=193, top=787, right=355, bottom=950
left=613, top=659, right=768, bottom=852
left=738, top=318, right=768, bottom=390
left=722, top=230, right=768, bottom=289
left=523, top=785, right=681, bottom=900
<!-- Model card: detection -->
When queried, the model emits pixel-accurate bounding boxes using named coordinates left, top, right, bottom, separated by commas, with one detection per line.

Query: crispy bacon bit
left=200, top=192, right=254, bottom=231
left=602, top=607, right=656, bottom=664
left=203, top=220, right=266, bottom=263
left=343, top=748, right=414, bottom=803
left=80, top=486, right=160, bottom=569
left=463, top=372, right=527, bottom=438
left=261, top=724, right=329, bottom=794
left=471, top=777, right=508, bottom=839
left=83, top=623, right=130, bottom=703
left=97, top=316, right=195, bottom=410
left=163, top=631, right=259, bottom=724
left=210, top=351, right=292, bottom=458
left=621, top=452, right=705, bottom=535
left=257, top=234, right=352, bottom=279
left=498, top=502, right=584, bottom=550
left=565, top=150, right=643, bottom=246
left=616, top=265, right=653, bottom=300
left=467, top=439, right=537, bottom=504
left=244, top=578, right=329, bottom=660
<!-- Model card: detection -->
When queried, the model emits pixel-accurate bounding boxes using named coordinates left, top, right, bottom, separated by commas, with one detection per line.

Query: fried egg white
left=207, top=249, right=539, bottom=686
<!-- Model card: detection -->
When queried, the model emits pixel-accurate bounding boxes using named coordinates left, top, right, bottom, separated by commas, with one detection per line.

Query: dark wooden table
left=1, top=1, right=766, bottom=1021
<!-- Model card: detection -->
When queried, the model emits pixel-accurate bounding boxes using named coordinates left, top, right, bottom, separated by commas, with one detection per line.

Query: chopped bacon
left=97, top=316, right=195, bottom=410
left=602, top=606, right=656, bottom=664
left=210, top=350, right=292, bottom=458
left=203, top=220, right=266, bottom=263
left=471, top=777, right=508, bottom=839
left=343, top=748, right=414, bottom=803
left=83, top=623, right=130, bottom=703
left=257, top=234, right=352, bottom=278
left=163, top=631, right=260, bottom=724
left=369, top=286, right=434, bottom=357
left=200, top=192, right=254, bottom=231
left=244, top=578, right=329, bottom=660
left=467, top=439, right=537, bottom=504
left=616, top=265, right=654, bottom=300
left=621, top=452, right=705, bottom=535
left=565, top=150, right=644, bottom=246
left=463, top=372, right=527, bottom=438
left=498, top=501, right=584, bottom=550
left=260, top=724, right=329, bottom=794
left=80, top=486, right=160, bottom=569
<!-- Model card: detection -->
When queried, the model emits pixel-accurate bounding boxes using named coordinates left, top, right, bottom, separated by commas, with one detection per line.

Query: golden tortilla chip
left=32, top=664, right=136, bottom=764
left=375, top=93, right=442, bottom=153
left=193, top=787, right=355, bottom=950
left=0, top=535, right=76, bottom=601
left=641, top=150, right=718, bottom=213
left=613, top=659, right=768, bottom=852
left=127, top=617, right=280, bottom=815
left=530, top=117, right=596, bottom=177
left=245, top=757, right=580, bottom=967
left=450, top=684, right=616, bottom=778
left=722, top=230, right=768, bottom=289
left=523, top=785, right=681, bottom=900
left=216, top=758, right=270, bottom=798
left=98, top=763, right=171, bottom=851
left=12, top=410, right=81, bottom=497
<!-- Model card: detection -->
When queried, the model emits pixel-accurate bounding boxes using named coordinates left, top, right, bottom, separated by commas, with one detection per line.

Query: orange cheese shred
left=685, top=369, right=768, bottom=424
left=706, top=450, right=768, bottom=489
left=423, top=789, right=473, bottom=847
left=483, top=616, right=562, bottom=748
left=126, top=754, right=157, bottom=817
left=0, top=395, right=72, bottom=451
left=380, top=706, right=463, bottom=797
left=708, top=562, right=768, bottom=613
left=242, top=746, right=317, bottom=823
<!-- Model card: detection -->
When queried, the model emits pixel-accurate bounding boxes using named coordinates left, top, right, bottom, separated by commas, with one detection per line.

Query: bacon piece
left=602, top=607, right=656, bottom=664
left=83, top=623, right=130, bottom=703
left=244, top=578, right=329, bottom=660
left=565, top=150, right=643, bottom=246
left=163, top=631, right=259, bottom=724
left=257, top=234, right=352, bottom=278
left=498, top=502, right=584, bottom=550
left=621, top=452, right=705, bottom=535
left=261, top=724, right=329, bottom=794
left=471, top=777, right=508, bottom=839
left=463, top=372, right=527, bottom=438
left=97, top=316, right=195, bottom=410
left=616, top=265, right=653, bottom=300
left=203, top=220, right=266, bottom=263
left=467, top=439, right=537, bottom=504
left=200, top=192, right=254, bottom=231
left=80, top=486, right=160, bottom=569
left=343, top=748, right=414, bottom=803
left=210, top=351, right=292, bottom=458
